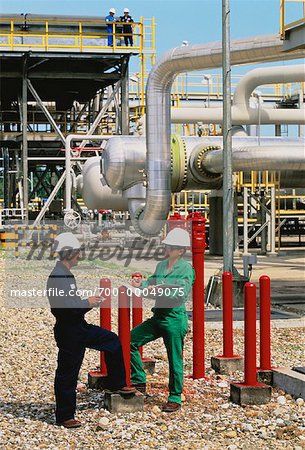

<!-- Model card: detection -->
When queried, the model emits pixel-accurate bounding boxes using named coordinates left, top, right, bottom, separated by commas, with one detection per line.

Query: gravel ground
left=0, top=254, right=304, bottom=450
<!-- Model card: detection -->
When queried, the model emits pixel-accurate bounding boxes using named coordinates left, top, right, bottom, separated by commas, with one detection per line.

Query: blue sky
left=1, top=1, right=303, bottom=71
left=0, top=1, right=302, bottom=135
left=0, top=0, right=288, bottom=53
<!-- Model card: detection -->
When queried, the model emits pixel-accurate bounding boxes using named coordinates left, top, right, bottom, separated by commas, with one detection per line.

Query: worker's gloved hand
left=131, top=278, right=141, bottom=288
left=131, top=273, right=142, bottom=288
left=88, top=295, right=104, bottom=307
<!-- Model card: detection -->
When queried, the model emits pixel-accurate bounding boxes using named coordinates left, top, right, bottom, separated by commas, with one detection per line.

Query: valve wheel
left=64, top=210, right=81, bottom=229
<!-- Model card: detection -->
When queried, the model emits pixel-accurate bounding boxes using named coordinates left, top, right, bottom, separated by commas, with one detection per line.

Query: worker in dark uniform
left=120, top=8, right=134, bottom=46
left=47, top=232, right=135, bottom=428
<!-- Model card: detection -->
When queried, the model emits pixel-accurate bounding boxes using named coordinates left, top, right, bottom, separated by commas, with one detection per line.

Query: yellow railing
left=280, top=0, right=305, bottom=39
left=0, top=17, right=144, bottom=52
left=129, top=71, right=304, bottom=102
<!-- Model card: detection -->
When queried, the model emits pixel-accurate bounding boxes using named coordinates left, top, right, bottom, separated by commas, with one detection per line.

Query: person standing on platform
left=120, top=8, right=134, bottom=46
left=105, top=7, right=116, bottom=46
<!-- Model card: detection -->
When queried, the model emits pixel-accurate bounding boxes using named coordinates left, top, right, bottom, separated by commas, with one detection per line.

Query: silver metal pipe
left=138, top=35, right=305, bottom=235
left=203, top=145, right=305, bottom=173
left=165, top=64, right=305, bottom=125
left=80, top=156, right=128, bottom=210
left=222, top=0, right=234, bottom=272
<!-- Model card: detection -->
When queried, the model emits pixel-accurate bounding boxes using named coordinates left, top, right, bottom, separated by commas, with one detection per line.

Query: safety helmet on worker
left=53, top=232, right=81, bottom=252
left=109, top=8, right=116, bottom=14
left=162, top=228, right=191, bottom=247
left=123, top=8, right=130, bottom=13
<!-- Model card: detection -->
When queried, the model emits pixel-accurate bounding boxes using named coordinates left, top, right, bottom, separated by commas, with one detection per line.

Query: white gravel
left=0, top=255, right=304, bottom=449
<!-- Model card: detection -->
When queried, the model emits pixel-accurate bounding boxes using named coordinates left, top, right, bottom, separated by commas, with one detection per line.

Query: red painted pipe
left=222, top=271, right=234, bottom=357
left=118, top=286, right=131, bottom=386
left=132, top=293, right=143, bottom=358
left=244, top=282, right=257, bottom=386
left=259, top=275, right=271, bottom=371
left=99, top=278, right=112, bottom=375
left=190, top=212, right=206, bottom=379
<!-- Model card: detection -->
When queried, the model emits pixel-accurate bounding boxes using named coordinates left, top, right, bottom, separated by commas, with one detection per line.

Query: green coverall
left=130, top=257, right=195, bottom=404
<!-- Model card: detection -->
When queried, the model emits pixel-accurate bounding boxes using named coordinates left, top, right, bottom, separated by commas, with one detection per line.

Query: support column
left=275, top=124, right=281, bottom=137
left=3, top=148, right=9, bottom=209
left=270, top=185, right=276, bottom=255
left=298, top=89, right=304, bottom=138
left=121, top=65, right=129, bottom=135
left=243, top=186, right=249, bottom=256
left=260, top=194, right=267, bottom=255
left=22, top=57, right=28, bottom=223
left=209, top=190, right=223, bottom=256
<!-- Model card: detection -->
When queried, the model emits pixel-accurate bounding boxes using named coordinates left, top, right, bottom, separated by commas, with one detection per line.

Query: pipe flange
left=189, top=145, right=223, bottom=184
left=196, top=146, right=222, bottom=179
left=171, top=135, right=188, bottom=192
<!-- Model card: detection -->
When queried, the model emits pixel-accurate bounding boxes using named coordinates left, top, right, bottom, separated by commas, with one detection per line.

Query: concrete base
left=88, top=371, right=107, bottom=389
left=230, top=382, right=272, bottom=405
left=104, top=390, right=144, bottom=413
left=211, top=355, right=243, bottom=374
left=273, top=368, right=305, bottom=400
left=142, top=358, right=156, bottom=375
left=257, top=369, right=273, bottom=386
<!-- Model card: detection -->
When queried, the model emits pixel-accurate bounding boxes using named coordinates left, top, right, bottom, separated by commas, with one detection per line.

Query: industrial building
left=0, top=3, right=305, bottom=260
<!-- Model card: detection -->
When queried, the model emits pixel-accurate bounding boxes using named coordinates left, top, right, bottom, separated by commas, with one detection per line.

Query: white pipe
left=168, top=64, right=305, bottom=124
left=65, top=134, right=107, bottom=211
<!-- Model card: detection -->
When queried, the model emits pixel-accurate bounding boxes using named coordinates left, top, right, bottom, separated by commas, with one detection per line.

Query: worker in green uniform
left=130, top=228, right=195, bottom=413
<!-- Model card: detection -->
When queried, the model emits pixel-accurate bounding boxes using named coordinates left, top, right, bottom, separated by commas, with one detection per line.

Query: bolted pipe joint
left=189, top=144, right=223, bottom=187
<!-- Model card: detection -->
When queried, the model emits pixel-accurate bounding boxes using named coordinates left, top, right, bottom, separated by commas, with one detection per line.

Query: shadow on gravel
left=0, top=402, right=55, bottom=424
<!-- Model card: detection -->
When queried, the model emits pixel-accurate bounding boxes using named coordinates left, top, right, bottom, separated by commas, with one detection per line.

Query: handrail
left=280, top=0, right=305, bottom=39
left=0, top=16, right=144, bottom=52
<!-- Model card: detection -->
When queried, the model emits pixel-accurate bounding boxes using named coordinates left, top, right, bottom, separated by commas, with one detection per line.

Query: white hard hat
left=109, top=7, right=116, bottom=14
left=53, top=232, right=81, bottom=252
left=162, top=228, right=191, bottom=247
left=124, top=7, right=130, bottom=13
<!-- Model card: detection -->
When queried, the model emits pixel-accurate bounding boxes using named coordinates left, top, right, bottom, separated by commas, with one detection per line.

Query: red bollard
left=222, top=272, right=234, bottom=357
left=189, top=212, right=206, bottom=379
left=229, top=281, right=272, bottom=404
left=211, top=272, right=243, bottom=373
left=132, top=293, right=143, bottom=358
left=99, top=278, right=112, bottom=375
left=244, top=282, right=258, bottom=386
left=131, top=272, right=143, bottom=357
left=118, top=286, right=131, bottom=386
left=259, top=275, right=271, bottom=371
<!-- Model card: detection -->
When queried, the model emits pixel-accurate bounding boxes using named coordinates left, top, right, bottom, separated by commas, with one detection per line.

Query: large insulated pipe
left=170, top=64, right=305, bottom=125
left=80, top=157, right=128, bottom=210
left=135, top=35, right=305, bottom=236
left=202, top=146, right=305, bottom=173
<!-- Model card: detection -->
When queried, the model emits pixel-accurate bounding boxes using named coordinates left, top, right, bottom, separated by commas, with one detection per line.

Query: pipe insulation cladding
left=135, top=35, right=305, bottom=236
left=79, top=136, right=305, bottom=211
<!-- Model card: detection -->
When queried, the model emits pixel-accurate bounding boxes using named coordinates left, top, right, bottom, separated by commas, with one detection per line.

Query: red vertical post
left=222, top=271, right=234, bottom=357
left=190, top=212, right=206, bottom=379
left=244, top=282, right=258, bottom=386
left=100, top=278, right=111, bottom=374
left=259, top=275, right=271, bottom=371
left=132, top=293, right=143, bottom=358
left=118, top=286, right=131, bottom=386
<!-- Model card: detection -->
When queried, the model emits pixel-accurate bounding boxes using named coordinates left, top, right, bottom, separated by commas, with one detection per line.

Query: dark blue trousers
left=54, top=321, right=126, bottom=423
